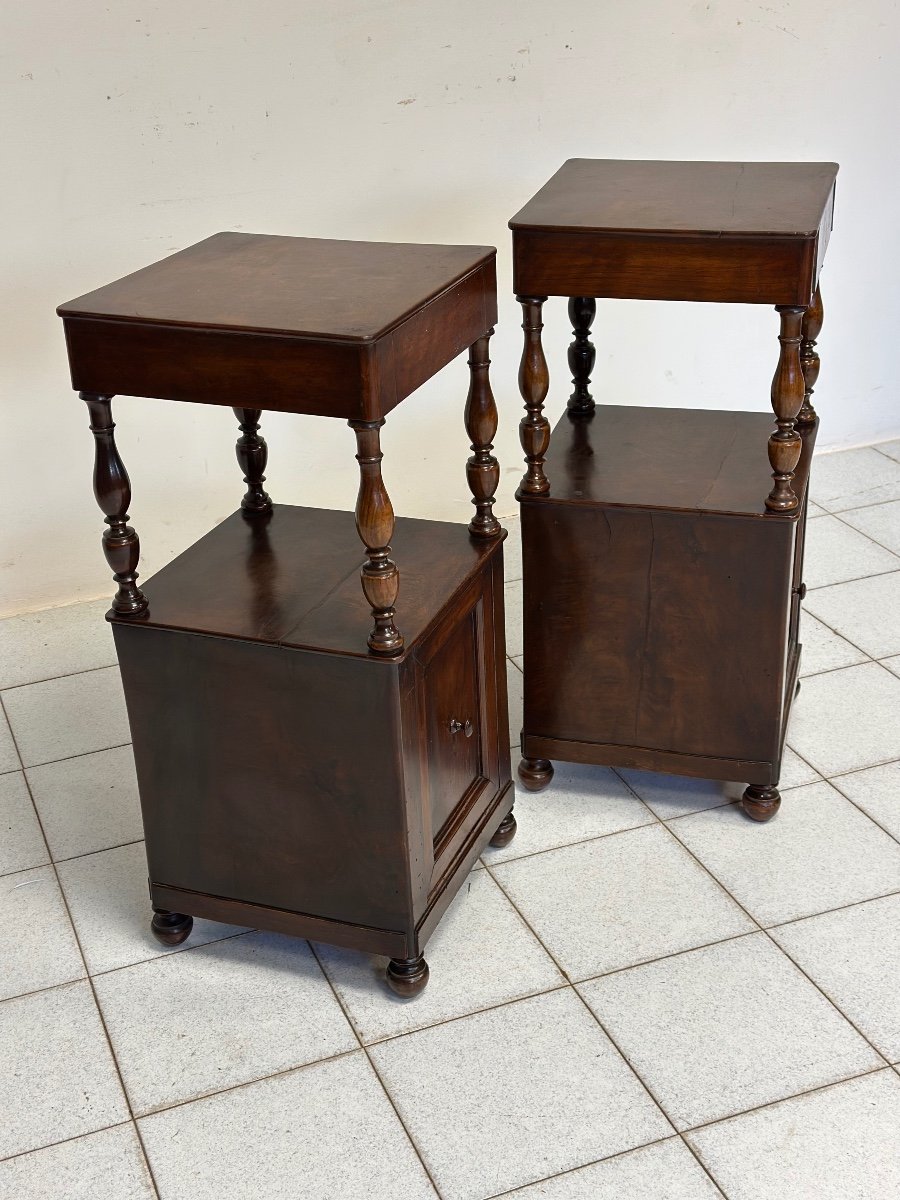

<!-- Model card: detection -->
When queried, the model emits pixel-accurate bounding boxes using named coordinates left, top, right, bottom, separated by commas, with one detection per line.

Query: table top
left=117, top=505, right=503, bottom=659
left=509, top=159, right=839, bottom=239
left=532, top=405, right=815, bottom=518
left=58, top=233, right=495, bottom=342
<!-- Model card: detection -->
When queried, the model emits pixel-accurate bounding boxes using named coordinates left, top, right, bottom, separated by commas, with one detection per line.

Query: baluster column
left=765, top=306, right=806, bottom=512
left=349, top=419, right=403, bottom=656
left=465, top=329, right=501, bottom=538
left=233, top=408, right=272, bottom=512
left=518, top=296, right=551, bottom=494
left=797, top=286, right=823, bottom=428
left=567, top=296, right=596, bottom=415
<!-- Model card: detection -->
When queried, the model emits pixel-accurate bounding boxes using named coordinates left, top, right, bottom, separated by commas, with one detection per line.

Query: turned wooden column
left=349, top=419, right=403, bottom=656
left=567, top=297, right=596, bottom=415
left=82, top=392, right=148, bottom=617
left=465, top=329, right=501, bottom=538
left=765, top=306, right=806, bottom=512
left=517, top=296, right=551, bottom=494
left=233, top=408, right=272, bottom=513
left=798, top=286, right=823, bottom=428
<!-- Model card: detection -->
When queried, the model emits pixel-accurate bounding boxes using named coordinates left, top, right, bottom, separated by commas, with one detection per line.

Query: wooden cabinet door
left=424, top=607, right=482, bottom=844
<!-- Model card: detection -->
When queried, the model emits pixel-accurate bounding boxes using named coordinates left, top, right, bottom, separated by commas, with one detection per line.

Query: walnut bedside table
left=509, top=159, right=837, bottom=822
left=58, top=233, right=514, bottom=995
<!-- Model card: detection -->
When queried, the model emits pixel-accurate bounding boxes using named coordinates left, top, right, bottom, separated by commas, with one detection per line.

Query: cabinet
left=510, top=159, right=837, bottom=821
left=58, top=234, right=514, bottom=993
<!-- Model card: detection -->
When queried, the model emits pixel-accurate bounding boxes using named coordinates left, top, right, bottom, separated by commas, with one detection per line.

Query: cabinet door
left=424, top=607, right=482, bottom=843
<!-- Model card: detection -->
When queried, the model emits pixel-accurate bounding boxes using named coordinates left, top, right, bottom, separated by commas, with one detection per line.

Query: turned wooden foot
left=490, top=809, right=517, bottom=848
left=151, top=908, right=194, bottom=946
left=518, top=757, right=553, bottom=792
left=386, top=955, right=429, bottom=998
left=741, top=785, right=782, bottom=823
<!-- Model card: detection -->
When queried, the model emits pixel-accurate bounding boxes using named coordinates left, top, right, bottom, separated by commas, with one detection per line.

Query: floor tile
left=810, top=447, right=900, bottom=512
left=494, top=1138, right=722, bottom=1198
left=877, top=439, right=900, bottom=463
left=493, top=824, right=753, bottom=981
left=483, top=765, right=655, bottom=866
left=832, top=760, right=900, bottom=840
left=504, top=513, right=523, bottom=582
left=805, top=572, right=900, bottom=658
left=617, top=770, right=740, bottom=820
left=3, top=666, right=130, bottom=768
left=369, top=989, right=671, bottom=1200
left=787, top=662, right=900, bottom=775
left=841, top=498, right=900, bottom=556
left=687, top=1070, right=900, bottom=1200
left=0, top=1124, right=155, bottom=1200
left=316, top=869, right=562, bottom=1044
left=771, top=894, right=900, bottom=1061
left=0, top=865, right=84, bottom=1000
left=27, top=745, right=144, bottom=861
left=803, top=514, right=899, bottom=587
left=0, top=981, right=129, bottom=1159
left=0, top=598, right=115, bottom=691
left=672, top=781, right=900, bottom=925
left=580, top=933, right=882, bottom=1131
left=0, top=771, right=48, bottom=876
left=507, top=657, right=523, bottom=749
left=505, top=577, right=523, bottom=657
left=778, top=745, right=822, bottom=789
left=57, top=841, right=248, bottom=975
left=0, top=704, right=19, bottom=773
left=95, top=930, right=356, bottom=1114
left=797, top=611, right=868, bottom=676
left=139, top=1051, right=437, bottom=1200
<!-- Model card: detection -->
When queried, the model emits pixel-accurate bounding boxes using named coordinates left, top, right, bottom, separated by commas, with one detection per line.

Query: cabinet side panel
left=113, top=625, right=409, bottom=930
left=521, top=502, right=793, bottom=764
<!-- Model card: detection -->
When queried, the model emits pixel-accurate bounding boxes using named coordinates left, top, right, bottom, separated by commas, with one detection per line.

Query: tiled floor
left=2, top=442, right=900, bottom=1198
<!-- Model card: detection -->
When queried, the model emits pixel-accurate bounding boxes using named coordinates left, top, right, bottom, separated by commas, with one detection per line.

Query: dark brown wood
left=114, top=510, right=512, bottom=988
left=349, top=419, right=403, bottom=656
left=150, top=908, right=193, bottom=945
left=518, top=408, right=816, bottom=801
left=386, top=955, right=430, bottom=998
left=567, top=297, right=596, bottom=414
left=81, top=392, right=148, bottom=617
left=465, top=330, right=501, bottom=538
left=232, top=408, right=272, bottom=513
left=518, top=296, right=551, bottom=495
left=517, top=758, right=554, bottom=792
left=798, top=286, right=823, bottom=427
left=510, top=160, right=837, bottom=305
left=489, top=810, right=518, bottom=847
left=62, top=234, right=509, bottom=994
left=58, top=235, right=498, bottom=421
left=766, top=307, right=806, bottom=511
left=741, top=785, right=782, bottom=822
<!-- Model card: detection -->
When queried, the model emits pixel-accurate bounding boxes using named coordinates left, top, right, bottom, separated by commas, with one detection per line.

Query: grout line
left=0, top=660, right=120, bottom=695
left=482, top=812, right=660, bottom=869
left=871, top=445, right=900, bottom=462
left=764, top=886, right=900, bottom=931
left=0, top=1121, right=136, bottom=1169
left=18, top=740, right=133, bottom=774
left=806, top=564, right=900, bottom=593
left=0, top=696, right=162, bottom=1200
left=682, top=1062, right=895, bottom=1139
left=830, top=506, right=900, bottom=561
left=307, top=941, right=445, bottom=1199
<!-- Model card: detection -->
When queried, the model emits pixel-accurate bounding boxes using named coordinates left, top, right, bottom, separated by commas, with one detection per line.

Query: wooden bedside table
left=509, top=160, right=838, bottom=822
left=58, top=233, right=514, bottom=995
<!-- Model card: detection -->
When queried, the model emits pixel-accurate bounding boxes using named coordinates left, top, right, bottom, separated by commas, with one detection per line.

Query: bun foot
left=490, top=809, right=517, bottom=848
left=741, top=785, right=782, bottom=823
left=151, top=908, right=194, bottom=946
left=386, top=955, right=429, bottom=998
left=518, top=757, right=554, bottom=792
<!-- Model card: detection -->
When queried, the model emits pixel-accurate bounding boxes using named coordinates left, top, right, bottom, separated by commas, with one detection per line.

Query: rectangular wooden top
left=58, top=235, right=497, bottom=420
left=530, top=405, right=815, bottom=519
left=58, top=234, right=495, bottom=342
left=509, top=160, right=838, bottom=238
left=113, top=505, right=503, bottom=659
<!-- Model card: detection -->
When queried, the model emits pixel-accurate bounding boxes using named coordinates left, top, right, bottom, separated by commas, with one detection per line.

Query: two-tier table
left=509, top=159, right=838, bottom=822
left=58, top=233, right=514, bottom=996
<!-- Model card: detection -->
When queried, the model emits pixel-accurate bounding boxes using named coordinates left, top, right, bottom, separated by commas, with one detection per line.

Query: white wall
left=3, top=0, right=898, bottom=615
